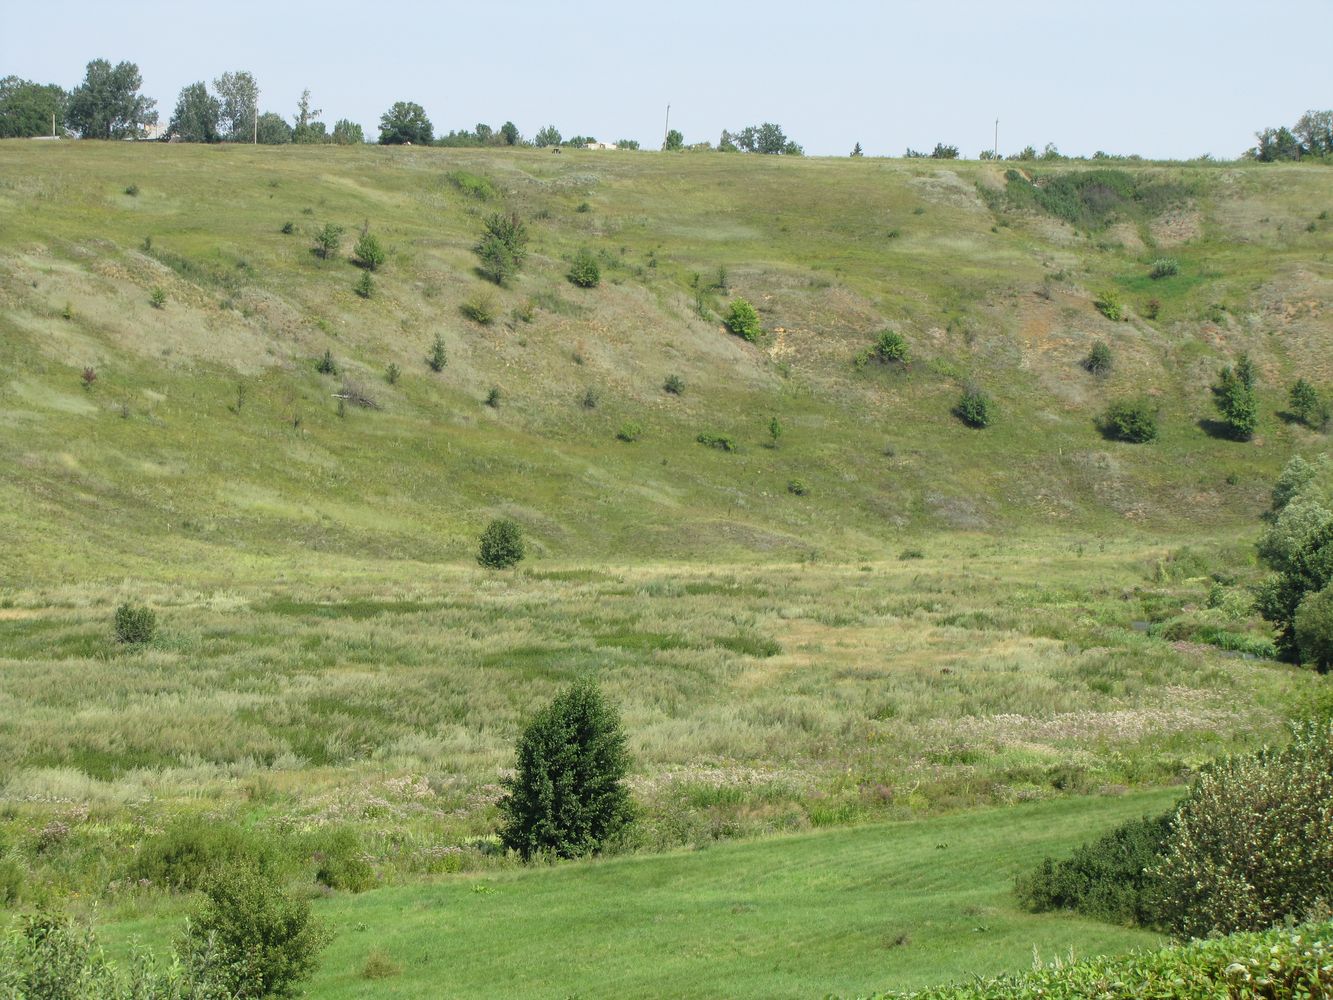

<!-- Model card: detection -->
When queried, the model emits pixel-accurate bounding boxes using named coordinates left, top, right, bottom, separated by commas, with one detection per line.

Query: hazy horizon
left=3, top=0, right=1330, bottom=158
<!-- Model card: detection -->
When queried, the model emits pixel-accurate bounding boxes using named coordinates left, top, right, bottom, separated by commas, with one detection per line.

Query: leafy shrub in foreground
left=477, top=518, right=524, bottom=569
left=113, top=602, right=156, bottom=644
left=1151, top=720, right=1333, bottom=937
left=1015, top=812, right=1172, bottom=926
left=474, top=212, right=529, bottom=285
left=180, top=863, right=327, bottom=999
left=873, top=329, right=908, bottom=364
left=724, top=298, right=761, bottom=341
left=1100, top=397, right=1158, bottom=442
left=869, top=919, right=1333, bottom=1000
left=498, top=679, right=633, bottom=860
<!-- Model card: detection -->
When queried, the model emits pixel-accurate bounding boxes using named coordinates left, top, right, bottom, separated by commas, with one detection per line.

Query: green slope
left=100, top=790, right=1175, bottom=999
left=1, top=143, right=1330, bottom=580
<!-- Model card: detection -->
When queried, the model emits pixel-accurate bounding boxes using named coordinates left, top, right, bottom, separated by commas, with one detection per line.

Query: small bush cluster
left=1082, top=340, right=1112, bottom=375
left=113, top=602, right=156, bottom=644
left=696, top=432, right=736, bottom=452
left=426, top=334, right=447, bottom=372
left=1100, top=397, right=1158, bottom=442
left=475, top=212, right=529, bottom=285
left=312, top=830, right=375, bottom=893
left=724, top=298, right=761, bottom=342
left=478, top=518, right=524, bottom=568
left=1015, top=813, right=1171, bottom=925
left=129, top=818, right=273, bottom=891
left=567, top=248, right=600, bottom=288
left=873, top=329, right=908, bottom=364
left=1148, top=257, right=1179, bottom=279
left=315, top=350, right=338, bottom=375
left=955, top=384, right=992, bottom=428
left=1095, top=289, right=1125, bottom=321
left=616, top=422, right=642, bottom=442
left=787, top=479, right=808, bottom=496
left=1212, top=353, right=1258, bottom=440
left=354, top=232, right=386, bottom=270
left=663, top=374, right=684, bottom=396
left=462, top=292, right=495, bottom=325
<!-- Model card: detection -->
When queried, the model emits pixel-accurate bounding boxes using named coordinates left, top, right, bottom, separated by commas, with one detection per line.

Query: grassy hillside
left=1, top=143, right=1331, bottom=578
left=98, top=791, right=1175, bottom=999
left=0, top=142, right=1329, bottom=994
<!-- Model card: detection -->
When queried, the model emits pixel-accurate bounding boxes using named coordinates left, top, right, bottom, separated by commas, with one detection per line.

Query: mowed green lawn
left=103, top=790, right=1174, bottom=999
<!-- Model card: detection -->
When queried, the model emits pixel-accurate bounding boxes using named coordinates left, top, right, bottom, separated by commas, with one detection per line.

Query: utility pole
left=663, top=103, right=670, bottom=150
left=994, top=118, right=999, bottom=159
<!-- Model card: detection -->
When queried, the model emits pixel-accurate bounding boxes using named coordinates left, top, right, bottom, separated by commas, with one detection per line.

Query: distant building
left=585, top=141, right=618, bottom=150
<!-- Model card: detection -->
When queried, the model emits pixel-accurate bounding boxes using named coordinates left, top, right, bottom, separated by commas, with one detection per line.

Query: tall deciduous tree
left=168, top=82, right=221, bottom=143
left=255, top=111, right=291, bottom=144
left=331, top=119, right=364, bottom=144
left=499, top=120, right=520, bottom=145
left=66, top=59, right=157, bottom=139
left=534, top=124, right=562, bottom=148
left=292, top=89, right=328, bottom=144
left=213, top=70, right=258, bottom=142
left=378, top=101, right=433, bottom=145
left=0, top=76, right=68, bottom=138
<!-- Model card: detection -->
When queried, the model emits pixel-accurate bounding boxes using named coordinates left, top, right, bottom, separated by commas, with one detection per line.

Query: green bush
left=1083, top=340, right=1112, bottom=375
left=315, top=350, right=338, bottom=375
left=873, top=919, right=1333, bottom=1000
left=1294, top=586, right=1333, bottom=672
left=485, top=386, right=501, bottom=408
left=461, top=292, right=495, bottom=325
left=1254, top=457, right=1333, bottom=661
left=616, top=422, right=642, bottom=442
left=129, top=818, right=274, bottom=891
left=873, top=329, right=908, bottom=364
left=353, top=232, right=386, bottom=270
left=1212, top=356, right=1259, bottom=440
left=0, top=855, right=23, bottom=905
left=498, top=679, right=633, bottom=860
left=312, top=222, right=343, bottom=260
left=567, top=248, right=600, bottom=288
left=474, top=212, right=528, bottom=285
left=149, top=286, right=166, bottom=309
left=1290, top=378, right=1328, bottom=429
left=477, top=518, right=524, bottom=569
left=113, top=602, right=156, bottom=644
left=1100, top=397, right=1158, bottom=442
left=426, top=334, right=447, bottom=372
left=1015, top=812, right=1172, bottom=926
left=312, top=830, right=375, bottom=893
left=696, top=432, right=736, bottom=452
left=1094, top=290, right=1125, bottom=321
left=787, top=479, right=808, bottom=496
left=724, top=298, right=761, bottom=341
left=179, top=862, right=327, bottom=999
left=1148, top=257, right=1179, bottom=279
left=955, top=384, right=992, bottom=428
left=663, top=374, right=684, bottom=396
left=1151, top=720, right=1333, bottom=937
left=354, top=271, right=374, bottom=299
left=385, top=362, right=400, bottom=385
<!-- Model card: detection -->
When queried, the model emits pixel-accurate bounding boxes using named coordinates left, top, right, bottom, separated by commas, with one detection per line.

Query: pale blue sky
left=3, top=0, right=1328, bottom=157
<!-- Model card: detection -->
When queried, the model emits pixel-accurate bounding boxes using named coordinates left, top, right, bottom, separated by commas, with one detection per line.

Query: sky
left=3, top=0, right=1329, bottom=158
